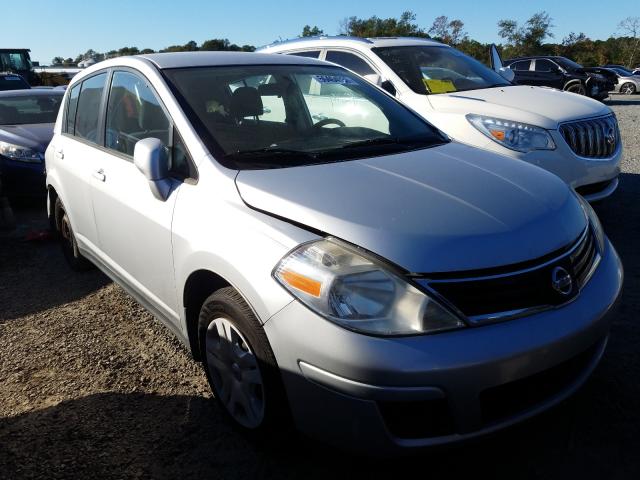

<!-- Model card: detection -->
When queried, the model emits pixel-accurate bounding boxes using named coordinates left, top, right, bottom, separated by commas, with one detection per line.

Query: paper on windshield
left=423, top=79, right=457, bottom=94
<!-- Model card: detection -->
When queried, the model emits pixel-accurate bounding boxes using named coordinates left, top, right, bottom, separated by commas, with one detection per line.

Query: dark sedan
left=0, top=89, right=63, bottom=197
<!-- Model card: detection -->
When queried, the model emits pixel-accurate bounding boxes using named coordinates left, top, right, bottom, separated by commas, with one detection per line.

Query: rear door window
left=74, top=73, right=107, bottom=143
left=288, top=50, right=321, bottom=59
left=325, top=51, right=376, bottom=76
left=510, top=60, right=531, bottom=71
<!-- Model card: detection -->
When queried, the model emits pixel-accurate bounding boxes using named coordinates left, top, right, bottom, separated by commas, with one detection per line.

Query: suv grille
left=560, top=115, right=619, bottom=158
left=421, top=227, right=599, bottom=322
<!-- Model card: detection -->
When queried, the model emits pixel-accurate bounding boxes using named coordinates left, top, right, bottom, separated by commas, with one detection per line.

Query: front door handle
left=92, top=169, right=106, bottom=182
left=55, top=148, right=64, bottom=159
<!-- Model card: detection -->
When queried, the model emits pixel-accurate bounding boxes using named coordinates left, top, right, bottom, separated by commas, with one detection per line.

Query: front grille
left=479, top=341, right=600, bottom=425
left=560, top=115, right=619, bottom=158
left=423, top=227, right=598, bottom=320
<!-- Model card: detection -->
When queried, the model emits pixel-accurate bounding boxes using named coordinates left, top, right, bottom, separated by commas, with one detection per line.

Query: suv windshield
left=0, top=93, right=62, bottom=125
left=164, top=64, right=447, bottom=169
left=372, top=46, right=511, bottom=95
left=556, top=57, right=583, bottom=71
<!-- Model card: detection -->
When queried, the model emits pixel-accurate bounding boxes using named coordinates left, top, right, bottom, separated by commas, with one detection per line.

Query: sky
left=6, top=0, right=633, bottom=64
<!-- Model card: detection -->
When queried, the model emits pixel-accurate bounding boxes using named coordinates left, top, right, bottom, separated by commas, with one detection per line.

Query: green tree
left=498, top=11, right=554, bottom=57
left=618, top=16, right=640, bottom=67
left=51, top=56, right=64, bottom=65
left=428, top=16, right=467, bottom=45
left=340, top=11, right=429, bottom=38
left=301, top=25, right=324, bottom=37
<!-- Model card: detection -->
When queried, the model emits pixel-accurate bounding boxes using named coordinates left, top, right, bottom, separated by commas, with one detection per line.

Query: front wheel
left=564, top=82, right=586, bottom=95
left=619, top=82, right=636, bottom=95
left=198, top=287, right=289, bottom=432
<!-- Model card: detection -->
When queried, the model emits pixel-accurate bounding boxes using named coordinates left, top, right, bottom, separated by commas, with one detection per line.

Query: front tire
left=619, top=82, right=636, bottom=95
left=564, top=81, right=586, bottom=95
left=198, top=287, right=289, bottom=432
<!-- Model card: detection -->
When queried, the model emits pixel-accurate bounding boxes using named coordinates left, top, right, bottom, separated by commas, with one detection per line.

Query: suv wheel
left=620, top=82, right=636, bottom=95
left=564, top=82, right=586, bottom=95
left=55, top=198, right=92, bottom=271
left=198, top=287, right=289, bottom=432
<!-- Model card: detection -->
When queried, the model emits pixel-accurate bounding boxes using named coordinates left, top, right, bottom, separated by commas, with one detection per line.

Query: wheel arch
left=183, top=269, right=233, bottom=361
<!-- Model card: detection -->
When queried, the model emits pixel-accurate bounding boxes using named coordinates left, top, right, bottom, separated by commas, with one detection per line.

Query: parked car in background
left=0, top=72, right=30, bottom=91
left=260, top=37, right=622, bottom=201
left=46, top=52, right=622, bottom=454
left=0, top=89, right=63, bottom=197
left=603, top=64, right=640, bottom=76
left=600, top=67, right=640, bottom=95
left=503, top=56, right=615, bottom=101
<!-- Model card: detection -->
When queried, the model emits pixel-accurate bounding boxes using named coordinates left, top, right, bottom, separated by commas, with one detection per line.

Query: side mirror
left=363, top=73, right=382, bottom=86
left=134, top=137, right=172, bottom=201
left=380, top=80, right=397, bottom=96
left=497, top=66, right=515, bottom=82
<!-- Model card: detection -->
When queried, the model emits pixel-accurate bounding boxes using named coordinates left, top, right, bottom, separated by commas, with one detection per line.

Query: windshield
left=0, top=75, right=30, bottom=91
left=556, top=57, right=583, bottom=70
left=372, top=45, right=511, bottom=95
left=0, top=93, right=63, bottom=125
left=611, top=67, right=632, bottom=77
left=164, top=64, right=447, bottom=169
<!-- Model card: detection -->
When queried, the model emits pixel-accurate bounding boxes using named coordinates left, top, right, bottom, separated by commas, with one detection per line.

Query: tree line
left=50, top=11, right=640, bottom=68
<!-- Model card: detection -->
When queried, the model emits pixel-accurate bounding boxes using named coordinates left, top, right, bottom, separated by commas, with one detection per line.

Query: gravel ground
left=1, top=95, right=639, bottom=480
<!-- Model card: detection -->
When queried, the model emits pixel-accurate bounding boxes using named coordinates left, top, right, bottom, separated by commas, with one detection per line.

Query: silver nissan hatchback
left=46, top=52, right=622, bottom=454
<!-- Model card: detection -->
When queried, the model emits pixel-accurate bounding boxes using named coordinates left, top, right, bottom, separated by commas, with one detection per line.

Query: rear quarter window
left=64, top=84, right=81, bottom=134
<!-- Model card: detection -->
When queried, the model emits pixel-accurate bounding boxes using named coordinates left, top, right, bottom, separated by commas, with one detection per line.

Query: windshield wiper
left=339, top=136, right=437, bottom=150
left=224, top=147, right=319, bottom=168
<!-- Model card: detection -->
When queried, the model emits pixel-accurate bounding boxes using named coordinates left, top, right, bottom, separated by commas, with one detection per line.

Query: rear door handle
left=55, top=148, right=64, bottom=159
left=92, top=169, right=106, bottom=182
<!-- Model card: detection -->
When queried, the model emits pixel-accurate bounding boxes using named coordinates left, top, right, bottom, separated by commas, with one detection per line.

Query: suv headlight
left=576, top=194, right=606, bottom=252
left=0, top=141, right=43, bottom=163
left=273, top=239, right=465, bottom=336
left=467, top=115, right=555, bottom=153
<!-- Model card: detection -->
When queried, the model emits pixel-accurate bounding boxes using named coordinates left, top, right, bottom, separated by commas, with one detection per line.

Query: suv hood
left=236, top=142, right=587, bottom=273
left=0, top=123, right=55, bottom=152
left=426, top=85, right=610, bottom=129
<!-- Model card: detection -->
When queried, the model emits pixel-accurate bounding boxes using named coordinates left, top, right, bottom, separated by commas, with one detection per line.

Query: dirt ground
left=1, top=96, right=639, bottom=480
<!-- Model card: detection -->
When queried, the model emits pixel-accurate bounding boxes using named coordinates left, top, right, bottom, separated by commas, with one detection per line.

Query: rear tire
left=55, top=198, right=92, bottom=271
left=619, top=82, right=636, bottom=95
left=198, top=287, right=290, bottom=434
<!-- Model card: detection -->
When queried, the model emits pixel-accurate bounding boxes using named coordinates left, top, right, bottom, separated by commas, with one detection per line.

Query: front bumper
left=264, top=239, right=623, bottom=454
left=0, top=156, right=46, bottom=197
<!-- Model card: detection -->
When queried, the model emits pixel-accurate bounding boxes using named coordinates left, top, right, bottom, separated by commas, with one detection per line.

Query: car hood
left=426, top=85, right=610, bottom=129
left=0, top=123, right=55, bottom=151
left=235, top=142, right=587, bottom=273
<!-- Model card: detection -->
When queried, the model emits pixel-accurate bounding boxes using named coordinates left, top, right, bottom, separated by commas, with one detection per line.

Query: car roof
left=0, top=88, right=63, bottom=98
left=260, top=36, right=446, bottom=51
left=137, top=51, right=329, bottom=69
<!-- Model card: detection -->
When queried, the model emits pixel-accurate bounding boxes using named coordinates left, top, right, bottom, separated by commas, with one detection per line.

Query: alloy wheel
left=205, top=317, right=265, bottom=428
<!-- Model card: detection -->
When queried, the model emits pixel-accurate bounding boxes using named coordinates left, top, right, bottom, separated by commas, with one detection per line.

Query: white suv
left=260, top=37, right=622, bottom=202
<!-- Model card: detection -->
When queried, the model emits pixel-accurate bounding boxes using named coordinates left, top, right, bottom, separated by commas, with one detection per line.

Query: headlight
left=0, top=141, right=43, bottom=163
left=273, top=239, right=465, bottom=336
left=467, top=114, right=555, bottom=153
left=576, top=194, right=605, bottom=252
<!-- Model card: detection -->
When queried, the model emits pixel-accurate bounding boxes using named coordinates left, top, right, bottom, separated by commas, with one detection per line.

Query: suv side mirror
left=134, top=137, right=172, bottom=201
left=497, top=66, right=515, bottom=82
left=363, top=73, right=382, bottom=86
left=380, top=80, right=396, bottom=96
